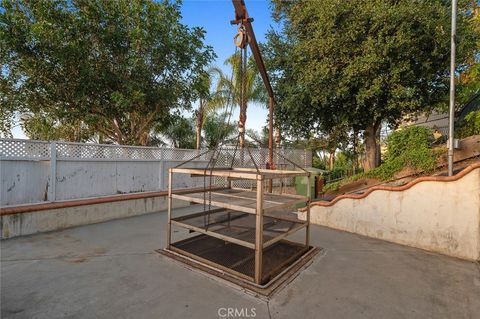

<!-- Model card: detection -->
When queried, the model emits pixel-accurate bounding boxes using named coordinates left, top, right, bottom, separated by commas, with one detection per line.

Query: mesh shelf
left=171, top=234, right=308, bottom=284
left=172, top=187, right=307, bottom=214
left=171, top=209, right=307, bottom=249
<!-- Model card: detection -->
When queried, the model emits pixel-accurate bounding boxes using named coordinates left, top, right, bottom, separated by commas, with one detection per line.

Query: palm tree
left=194, top=67, right=233, bottom=149
left=195, top=53, right=266, bottom=150
left=217, top=52, right=266, bottom=147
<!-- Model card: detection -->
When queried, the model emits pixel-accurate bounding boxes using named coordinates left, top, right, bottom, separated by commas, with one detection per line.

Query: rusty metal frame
left=166, top=162, right=313, bottom=286
left=231, top=0, right=276, bottom=193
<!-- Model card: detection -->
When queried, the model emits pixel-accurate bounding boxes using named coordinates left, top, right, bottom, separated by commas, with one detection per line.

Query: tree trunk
left=352, top=129, right=357, bottom=174
left=275, top=126, right=281, bottom=148
left=196, top=100, right=204, bottom=150
left=238, top=104, right=247, bottom=148
left=363, top=122, right=381, bottom=171
left=328, top=149, right=335, bottom=170
left=139, top=132, right=149, bottom=146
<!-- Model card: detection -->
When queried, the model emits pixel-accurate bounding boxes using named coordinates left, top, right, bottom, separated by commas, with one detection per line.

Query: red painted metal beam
left=231, top=0, right=274, bottom=98
left=232, top=0, right=276, bottom=192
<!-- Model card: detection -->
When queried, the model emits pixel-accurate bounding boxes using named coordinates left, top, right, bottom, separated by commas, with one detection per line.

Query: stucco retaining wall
left=299, top=167, right=480, bottom=260
left=1, top=197, right=188, bottom=239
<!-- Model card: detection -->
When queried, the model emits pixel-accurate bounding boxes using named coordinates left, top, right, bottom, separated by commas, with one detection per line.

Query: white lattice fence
left=55, top=142, right=211, bottom=161
left=1, top=139, right=310, bottom=164
left=1, top=138, right=311, bottom=206
left=0, top=139, right=50, bottom=159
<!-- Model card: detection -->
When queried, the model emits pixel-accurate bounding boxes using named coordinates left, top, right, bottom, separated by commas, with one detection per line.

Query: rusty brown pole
left=268, top=96, right=274, bottom=192
left=232, top=0, right=276, bottom=192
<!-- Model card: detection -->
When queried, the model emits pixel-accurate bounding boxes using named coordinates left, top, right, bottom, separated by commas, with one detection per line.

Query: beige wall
left=1, top=198, right=188, bottom=239
left=300, top=168, right=480, bottom=261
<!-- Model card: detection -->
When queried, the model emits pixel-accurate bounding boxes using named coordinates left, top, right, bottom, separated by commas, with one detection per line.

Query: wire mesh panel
left=200, top=146, right=308, bottom=190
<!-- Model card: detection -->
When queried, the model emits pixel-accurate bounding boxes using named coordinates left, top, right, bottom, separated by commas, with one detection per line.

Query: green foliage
left=219, top=52, right=267, bottom=108
left=21, top=112, right=94, bottom=142
left=0, top=0, right=214, bottom=144
left=385, top=126, right=433, bottom=160
left=265, top=0, right=478, bottom=168
left=312, top=156, right=326, bottom=170
left=203, top=112, right=236, bottom=149
left=456, top=110, right=480, bottom=138
left=323, top=126, right=442, bottom=192
left=162, top=116, right=196, bottom=149
left=457, top=5, right=480, bottom=104
left=245, top=127, right=269, bottom=148
left=323, top=150, right=359, bottom=180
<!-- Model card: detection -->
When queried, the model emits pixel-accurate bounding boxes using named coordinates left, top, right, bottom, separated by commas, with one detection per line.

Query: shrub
left=322, top=126, right=442, bottom=193
left=385, top=126, right=433, bottom=160
left=456, top=111, right=480, bottom=139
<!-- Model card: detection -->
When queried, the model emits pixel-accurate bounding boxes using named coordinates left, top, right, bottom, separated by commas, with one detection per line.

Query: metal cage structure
left=165, top=146, right=312, bottom=285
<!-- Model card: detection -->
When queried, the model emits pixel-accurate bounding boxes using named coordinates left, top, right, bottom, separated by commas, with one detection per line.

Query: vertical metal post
left=0, top=158, right=2, bottom=205
left=255, top=176, right=264, bottom=284
left=167, top=168, right=173, bottom=248
left=306, top=172, right=311, bottom=247
left=448, top=0, right=457, bottom=176
left=268, top=97, right=274, bottom=193
left=49, top=141, right=57, bottom=202
left=159, top=148, right=165, bottom=190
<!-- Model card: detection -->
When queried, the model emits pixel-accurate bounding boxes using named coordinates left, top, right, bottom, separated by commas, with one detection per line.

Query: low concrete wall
left=0, top=197, right=188, bottom=239
left=299, top=166, right=480, bottom=261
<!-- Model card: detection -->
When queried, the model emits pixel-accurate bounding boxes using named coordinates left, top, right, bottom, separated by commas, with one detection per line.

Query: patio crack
left=266, top=300, right=272, bottom=319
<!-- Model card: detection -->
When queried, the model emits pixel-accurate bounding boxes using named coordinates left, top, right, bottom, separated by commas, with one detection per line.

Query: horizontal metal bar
left=171, top=220, right=256, bottom=249
left=262, top=223, right=307, bottom=248
left=171, top=193, right=257, bottom=214
left=262, top=198, right=307, bottom=214
left=169, top=245, right=255, bottom=282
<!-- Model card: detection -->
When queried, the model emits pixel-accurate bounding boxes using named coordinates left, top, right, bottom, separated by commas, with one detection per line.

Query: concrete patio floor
left=1, top=205, right=479, bottom=319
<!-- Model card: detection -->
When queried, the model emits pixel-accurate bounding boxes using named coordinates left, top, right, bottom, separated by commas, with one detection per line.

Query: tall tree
left=217, top=52, right=267, bottom=147
left=458, top=1, right=480, bottom=103
left=193, top=67, right=229, bottom=149
left=0, top=0, right=214, bottom=145
left=266, top=0, right=477, bottom=170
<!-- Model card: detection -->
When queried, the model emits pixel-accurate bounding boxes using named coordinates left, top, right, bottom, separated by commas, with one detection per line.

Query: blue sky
left=11, top=0, right=276, bottom=139
left=181, top=0, right=275, bottom=133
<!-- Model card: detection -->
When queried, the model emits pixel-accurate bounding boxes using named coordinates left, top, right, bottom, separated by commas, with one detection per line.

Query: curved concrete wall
left=299, top=167, right=480, bottom=260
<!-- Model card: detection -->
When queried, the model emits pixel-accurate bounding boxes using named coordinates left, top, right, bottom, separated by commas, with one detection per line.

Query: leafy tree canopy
left=203, top=112, right=236, bottom=149
left=265, top=0, right=478, bottom=169
left=0, top=0, right=215, bottom=145
left=160, top=115, right=196, bottom=149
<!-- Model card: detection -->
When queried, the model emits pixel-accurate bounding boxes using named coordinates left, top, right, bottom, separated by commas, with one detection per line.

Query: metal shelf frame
left=171, top=187, right=308, bottom=215
left=171, top=209, right=308, bottom=250
left=166, top=167, right=311, bottom=285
